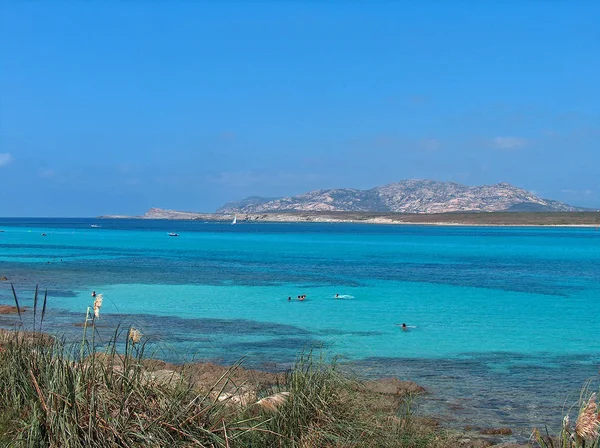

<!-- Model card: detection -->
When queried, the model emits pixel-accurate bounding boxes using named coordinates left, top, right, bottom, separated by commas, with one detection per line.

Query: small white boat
left=168, top=232, right=179, bottom=237
left=91, top=224, right=100, bottom=228
left=231, top=215, right=237, bottom=225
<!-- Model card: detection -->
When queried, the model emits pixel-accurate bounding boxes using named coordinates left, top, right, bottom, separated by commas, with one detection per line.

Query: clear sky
left=1, top=1, right=599, bottom=216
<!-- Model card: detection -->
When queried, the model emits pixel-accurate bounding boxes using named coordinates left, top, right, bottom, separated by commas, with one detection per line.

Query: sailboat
left=231, top=215, right=237, bottom=225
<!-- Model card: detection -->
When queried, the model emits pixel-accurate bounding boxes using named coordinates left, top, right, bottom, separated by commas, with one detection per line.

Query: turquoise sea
left=1, top=218, right=599, bottom=439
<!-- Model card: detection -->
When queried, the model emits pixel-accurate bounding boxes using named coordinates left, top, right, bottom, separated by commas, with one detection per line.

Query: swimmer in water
left=395, top=323, right=408, bottom=331
left=91, top=291, right=96, bottom=298
left=335, top=293, right=339, bottom=298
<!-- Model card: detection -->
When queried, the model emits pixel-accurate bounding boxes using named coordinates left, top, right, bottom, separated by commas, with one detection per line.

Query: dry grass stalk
left=298, top=423, right=323, bottom=448
left=93, top=294, right=103, bottom=318
left=575, top=392, right=599, bottom=440
left=563, top=415, right=570, bottom=431
left=255, top=392, right=290, bottom=412
left=128, top=327, right=142, bottom=344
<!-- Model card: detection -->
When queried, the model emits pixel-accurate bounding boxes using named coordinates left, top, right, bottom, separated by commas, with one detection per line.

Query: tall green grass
left=0, top=323, right=237, bottom=446
left=240, top=353, right=440, bottom=448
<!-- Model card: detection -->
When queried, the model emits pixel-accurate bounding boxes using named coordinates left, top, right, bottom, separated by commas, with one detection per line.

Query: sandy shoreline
left=100, top=210, right=600, bottom=228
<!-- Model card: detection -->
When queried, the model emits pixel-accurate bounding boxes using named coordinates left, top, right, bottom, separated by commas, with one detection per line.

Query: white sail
left=232, top=215, right=237, bottom=225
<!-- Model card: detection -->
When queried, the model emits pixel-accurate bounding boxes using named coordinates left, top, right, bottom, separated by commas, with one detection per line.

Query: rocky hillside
left=217, top=180, right=582, bottom=213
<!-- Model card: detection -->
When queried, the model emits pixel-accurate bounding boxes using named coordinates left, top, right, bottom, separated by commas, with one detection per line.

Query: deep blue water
left=1, top=218, right=599, bottom=439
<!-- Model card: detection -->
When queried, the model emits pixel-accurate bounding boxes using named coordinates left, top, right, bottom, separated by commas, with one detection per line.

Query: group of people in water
left=287, top=293, right=412, bottom=331
left=287, top=293, right=348, bottom=301
left=287, top=293, right=341, bottom=301
left=92, top=289, right=411, bottom=330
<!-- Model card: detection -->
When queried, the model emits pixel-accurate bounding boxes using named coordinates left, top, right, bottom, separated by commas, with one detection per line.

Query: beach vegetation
left=3, top=285, right=600, bottom=448
left=532, top=383, right=600, bottom=448
left=0, top=286, right=444, bottom=447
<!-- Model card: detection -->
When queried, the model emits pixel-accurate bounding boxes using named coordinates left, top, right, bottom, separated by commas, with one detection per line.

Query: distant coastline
left=100, top=209, right=600, bottom=227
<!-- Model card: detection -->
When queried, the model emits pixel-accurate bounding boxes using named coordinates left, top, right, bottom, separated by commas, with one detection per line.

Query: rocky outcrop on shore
left=0, top=330, right=530, bottom=447
left=363, top=377, right=426, bottom=396
left=96, top=354, right=428, bottom=400
left=140, top=358, right=284, bottom=392
left=92, top=356, right=528, bottom=446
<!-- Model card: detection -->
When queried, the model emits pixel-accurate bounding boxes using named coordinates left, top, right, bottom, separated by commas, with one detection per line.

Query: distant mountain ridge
left=217, top=180, right=582, bottom=214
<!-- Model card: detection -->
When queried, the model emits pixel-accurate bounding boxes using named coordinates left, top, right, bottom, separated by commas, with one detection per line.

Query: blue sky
left=1, top=1, right=599, bottom=216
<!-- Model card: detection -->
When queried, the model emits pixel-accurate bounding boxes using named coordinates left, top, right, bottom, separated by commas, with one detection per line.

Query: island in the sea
left=102, top=179, right=599, bottom=226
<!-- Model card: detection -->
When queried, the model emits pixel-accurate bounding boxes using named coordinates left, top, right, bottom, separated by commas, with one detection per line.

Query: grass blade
left=9, top=283, right=23, bottom=327
left=40, top=289, right=48, bottom=332
left=33, top=285, right=39, bottom=332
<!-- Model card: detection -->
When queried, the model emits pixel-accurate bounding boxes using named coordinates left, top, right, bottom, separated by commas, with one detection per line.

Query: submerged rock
left=0, top=305, right=25, bottom=314
left=363, top=377, right=426, bottom=396
left=453, top=438, right=492, bottom=448
left=480, top=427, right=513, bottom=435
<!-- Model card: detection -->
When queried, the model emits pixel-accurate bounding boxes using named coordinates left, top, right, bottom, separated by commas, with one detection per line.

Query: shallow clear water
left=1, top=218, right=599, bottom=438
